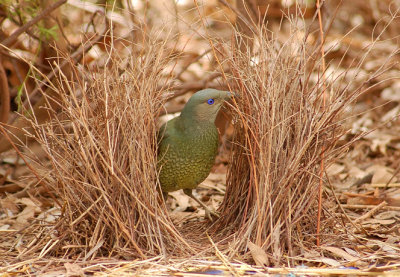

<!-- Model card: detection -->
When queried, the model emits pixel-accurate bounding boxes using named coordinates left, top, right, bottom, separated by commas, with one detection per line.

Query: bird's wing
left=157, top=117, right=180, bottom=145
left=157, top=118, right=182, bottom=160
left=157, top=122, right=168, bottom=145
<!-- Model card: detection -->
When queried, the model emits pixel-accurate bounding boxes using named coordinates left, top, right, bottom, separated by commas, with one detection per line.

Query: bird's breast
left=158, top=126, right=219, bottom=192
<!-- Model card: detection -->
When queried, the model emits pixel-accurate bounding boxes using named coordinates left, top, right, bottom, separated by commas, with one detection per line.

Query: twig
left=206, top=232, right=241, bottom=277
left=354, top=201, right=388, bottom=224
left=1, top=0, right=67, bottom=47
left=384, top=162, right=400, bottom=189
left=371, top=183, right=400, bottom=188
left=316, top=0, right=327, bottom=247
left=0, top=54, right=10, bottom=124
left=341, top=204, right=400, bottom=211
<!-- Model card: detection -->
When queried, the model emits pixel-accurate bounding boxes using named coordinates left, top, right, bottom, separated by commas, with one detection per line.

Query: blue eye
left=207, top=98, right=214, bottom=105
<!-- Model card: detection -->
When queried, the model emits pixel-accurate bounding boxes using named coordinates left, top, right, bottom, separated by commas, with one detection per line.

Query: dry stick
left=384, top=163, right=400, bottom=189
left=206, top=232, right=241, bottom=277
left=316, top=0, right=327, bottom=247
left=354, top=201, right=388, bottom=224
left=0, top=55, right=10, bottom=124
left=372, top=183, right=400, bottom=188
left=7, top=15, right=42, bottom=43
left=301, top=0, right=341, bottom=100
left=341, top=204, right=400, bottom=211
left=1, top=0, right=67, bottom=47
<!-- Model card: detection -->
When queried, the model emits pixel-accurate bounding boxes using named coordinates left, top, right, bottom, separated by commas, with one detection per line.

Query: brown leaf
left=321, top=246, right=358, bottom=261
left=64, top=263, right=84, bottom=277
left=374, top=211, right=400, bottom=220
left=0, top=196, right=19, bottom=215
left=169, top=191, right=189, bottom=212
left=348, top=166, right=368, bottom=179
left=272, top=223, right=282, bottom=262
left=14, top=206, right=35, bottom=228
left=248, top=241, right=269, bottom=266
left=12, top=197, right=42, bottom=229
left=0, top=183, right=24, bottom=193
left=317, top=257, right=341, bottom=267
left=366, top=165, right=395, bottom=184
left=326, top=163, right=345, bottom=176
left=345, top=193, right=383, bottom=205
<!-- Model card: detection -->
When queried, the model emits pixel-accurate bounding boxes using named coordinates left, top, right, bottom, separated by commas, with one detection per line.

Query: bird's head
left=180, top=89, right=234, bottom=124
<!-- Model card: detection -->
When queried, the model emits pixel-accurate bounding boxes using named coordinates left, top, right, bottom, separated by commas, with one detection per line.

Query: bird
left=157, top=88, right=234, bottom=220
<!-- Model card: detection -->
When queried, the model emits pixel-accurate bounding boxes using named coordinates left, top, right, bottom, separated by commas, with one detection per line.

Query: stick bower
left=27, top=38, right=192, bottom=259
left=212, top=26, right=363, bottom=264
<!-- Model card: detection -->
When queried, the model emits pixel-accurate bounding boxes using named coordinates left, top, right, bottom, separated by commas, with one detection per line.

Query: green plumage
left=157, top=89, right=232, bottom=206
left=158, top=116, right=219, bottom=192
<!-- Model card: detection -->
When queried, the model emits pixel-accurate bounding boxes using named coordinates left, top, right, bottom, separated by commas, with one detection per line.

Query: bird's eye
left=207, top=98, right=215, bottom=105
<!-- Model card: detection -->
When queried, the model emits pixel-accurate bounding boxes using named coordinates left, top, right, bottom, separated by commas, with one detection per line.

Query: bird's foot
left=183, top=188, right=219, bottom=221
left=204, top=207, right=220, bottom=221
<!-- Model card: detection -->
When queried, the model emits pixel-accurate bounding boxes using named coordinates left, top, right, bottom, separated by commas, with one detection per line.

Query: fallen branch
left=1, top=0, right=67, bottom=47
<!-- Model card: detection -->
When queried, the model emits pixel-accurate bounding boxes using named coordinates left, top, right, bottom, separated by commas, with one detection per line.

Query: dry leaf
left=366, top=165, right=395, bottom=184
left=272, top=223, right=282, bottom=262
left=169, top=191, right=189, bottom=212
left=16, top=197, right=39, bottom=208
left=317, top=257, right=341, bottom=267
left=381, top=105, right=400, bottom=122
left=10, top=197, right=42, bottom=229
left=0, top=224, right=10, bottom=230
left=348, top=166, right=368, bottom=179
left=37, top=207, right=61, bottom=223
left=15, top=206, right=35, bottom=227
left=64, top=262, right=84, bottom=277
left=326, top=163, right=345, bottom=176
left=369, top=134, right=393, bottom=155
left=207, top=172, right=226, bottom=183
left=345, top=193, right=383, bottom=205
left=381, top=82, right=400, bottom=101
left=343, top=247, right=359, bottom=257
left=248, top=241, right=269, bottom=266
left=0, top=196, right=19, bottom=215
left=321, top=246, right=358, bottom=261
left=374, top=211, right=400, bottom=220
left=40, top=270, right=67, bottom=277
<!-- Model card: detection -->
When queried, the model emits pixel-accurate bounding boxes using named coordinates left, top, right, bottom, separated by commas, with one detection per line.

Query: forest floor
left=1, top=0, right=400, bottom=276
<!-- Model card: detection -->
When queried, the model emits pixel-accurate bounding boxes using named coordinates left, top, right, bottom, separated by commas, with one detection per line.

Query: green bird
left=157, top=88, right=234, bottom=220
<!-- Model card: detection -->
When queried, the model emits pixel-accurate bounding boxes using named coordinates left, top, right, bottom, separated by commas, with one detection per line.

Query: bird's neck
left=179, top=114, right=216, bottom=134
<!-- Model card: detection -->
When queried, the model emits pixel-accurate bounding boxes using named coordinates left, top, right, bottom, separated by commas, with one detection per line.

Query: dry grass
left=22, top=32, right=193, bottom=259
